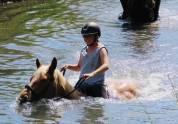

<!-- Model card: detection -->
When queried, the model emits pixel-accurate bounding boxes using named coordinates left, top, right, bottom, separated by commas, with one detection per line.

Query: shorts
left=77, top=82, right=108, bottom=98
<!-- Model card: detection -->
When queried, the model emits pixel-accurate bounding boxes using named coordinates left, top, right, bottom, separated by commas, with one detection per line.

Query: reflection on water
left=121, top=22, right=159, bottom=57
left=78, top=104, right=105, bottom=124
left=1, top=0, right=178, bottom=123
left=0, top=0, right=83, bottom=42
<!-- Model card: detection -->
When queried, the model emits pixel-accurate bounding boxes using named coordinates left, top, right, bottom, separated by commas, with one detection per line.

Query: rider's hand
left=61, top=64, right=69, bottom=71
left=82, top=73, right=94, bottom=80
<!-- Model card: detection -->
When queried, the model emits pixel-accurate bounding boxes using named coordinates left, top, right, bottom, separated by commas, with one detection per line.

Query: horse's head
left=18, top=57, right=58, bottom=103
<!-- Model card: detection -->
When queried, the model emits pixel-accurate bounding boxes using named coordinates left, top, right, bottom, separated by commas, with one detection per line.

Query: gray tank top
left=80, top=46, right=107, bottom=85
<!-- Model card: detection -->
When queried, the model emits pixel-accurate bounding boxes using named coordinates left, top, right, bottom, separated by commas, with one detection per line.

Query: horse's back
left=106, top=78, right=138, bottom=100
left=127, top=0, right=155, bottom=22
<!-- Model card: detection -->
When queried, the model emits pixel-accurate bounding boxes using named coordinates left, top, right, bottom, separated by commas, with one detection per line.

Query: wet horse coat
left=18, top=57, right=138, bottom=103
left=119, top=0, right=161, bottom=22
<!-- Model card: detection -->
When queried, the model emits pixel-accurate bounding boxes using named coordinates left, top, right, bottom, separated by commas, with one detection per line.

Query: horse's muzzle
left=18, top=95, right=29, bottom=104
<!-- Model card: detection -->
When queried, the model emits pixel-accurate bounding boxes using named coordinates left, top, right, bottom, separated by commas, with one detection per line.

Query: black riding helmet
left=81, top=22, right=101, bottom=38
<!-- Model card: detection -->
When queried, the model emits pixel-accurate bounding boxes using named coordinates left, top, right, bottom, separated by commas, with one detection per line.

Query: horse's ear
left=36, top=58, right=41, bottom=68
left=48, top=57, right=57, bottom=75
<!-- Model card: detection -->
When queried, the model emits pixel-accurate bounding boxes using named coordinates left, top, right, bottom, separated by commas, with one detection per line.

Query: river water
left=0, top=0, right=178, bottom=123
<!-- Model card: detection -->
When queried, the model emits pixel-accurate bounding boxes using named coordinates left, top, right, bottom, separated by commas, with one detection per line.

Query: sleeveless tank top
left=80, top=46, right=107, bottom=85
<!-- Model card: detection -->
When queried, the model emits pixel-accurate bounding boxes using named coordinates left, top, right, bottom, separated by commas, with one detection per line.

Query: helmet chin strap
left=87, top=35, right=98, bottom=46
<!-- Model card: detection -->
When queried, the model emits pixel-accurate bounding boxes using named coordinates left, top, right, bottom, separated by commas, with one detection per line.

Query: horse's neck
left=54, top=70, right=81, bottom=99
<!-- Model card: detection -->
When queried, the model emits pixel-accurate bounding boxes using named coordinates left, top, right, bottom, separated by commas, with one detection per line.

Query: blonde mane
left=53, top=68, right=82, bottom=99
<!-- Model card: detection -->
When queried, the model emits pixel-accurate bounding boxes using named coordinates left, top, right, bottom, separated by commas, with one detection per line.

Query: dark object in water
left=119, top=0, right=161, bottom=22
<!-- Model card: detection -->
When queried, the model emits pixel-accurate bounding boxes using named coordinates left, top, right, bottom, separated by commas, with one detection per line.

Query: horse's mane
left=54, top=69, right=66, bottom=89
left=52, top=68, right=78, bottom=98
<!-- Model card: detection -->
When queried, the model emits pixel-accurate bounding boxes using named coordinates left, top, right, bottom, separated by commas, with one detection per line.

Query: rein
left=53, top=68, right=85, bottom=101
left=60, top=67, right=66, bottom=76
left=53, top=76, right=85, bottom=101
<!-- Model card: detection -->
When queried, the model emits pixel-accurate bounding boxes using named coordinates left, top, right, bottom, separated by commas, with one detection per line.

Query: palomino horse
left=119, top=0, right=161, bottom=22
left=18, top=57, right=138, bottom=103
